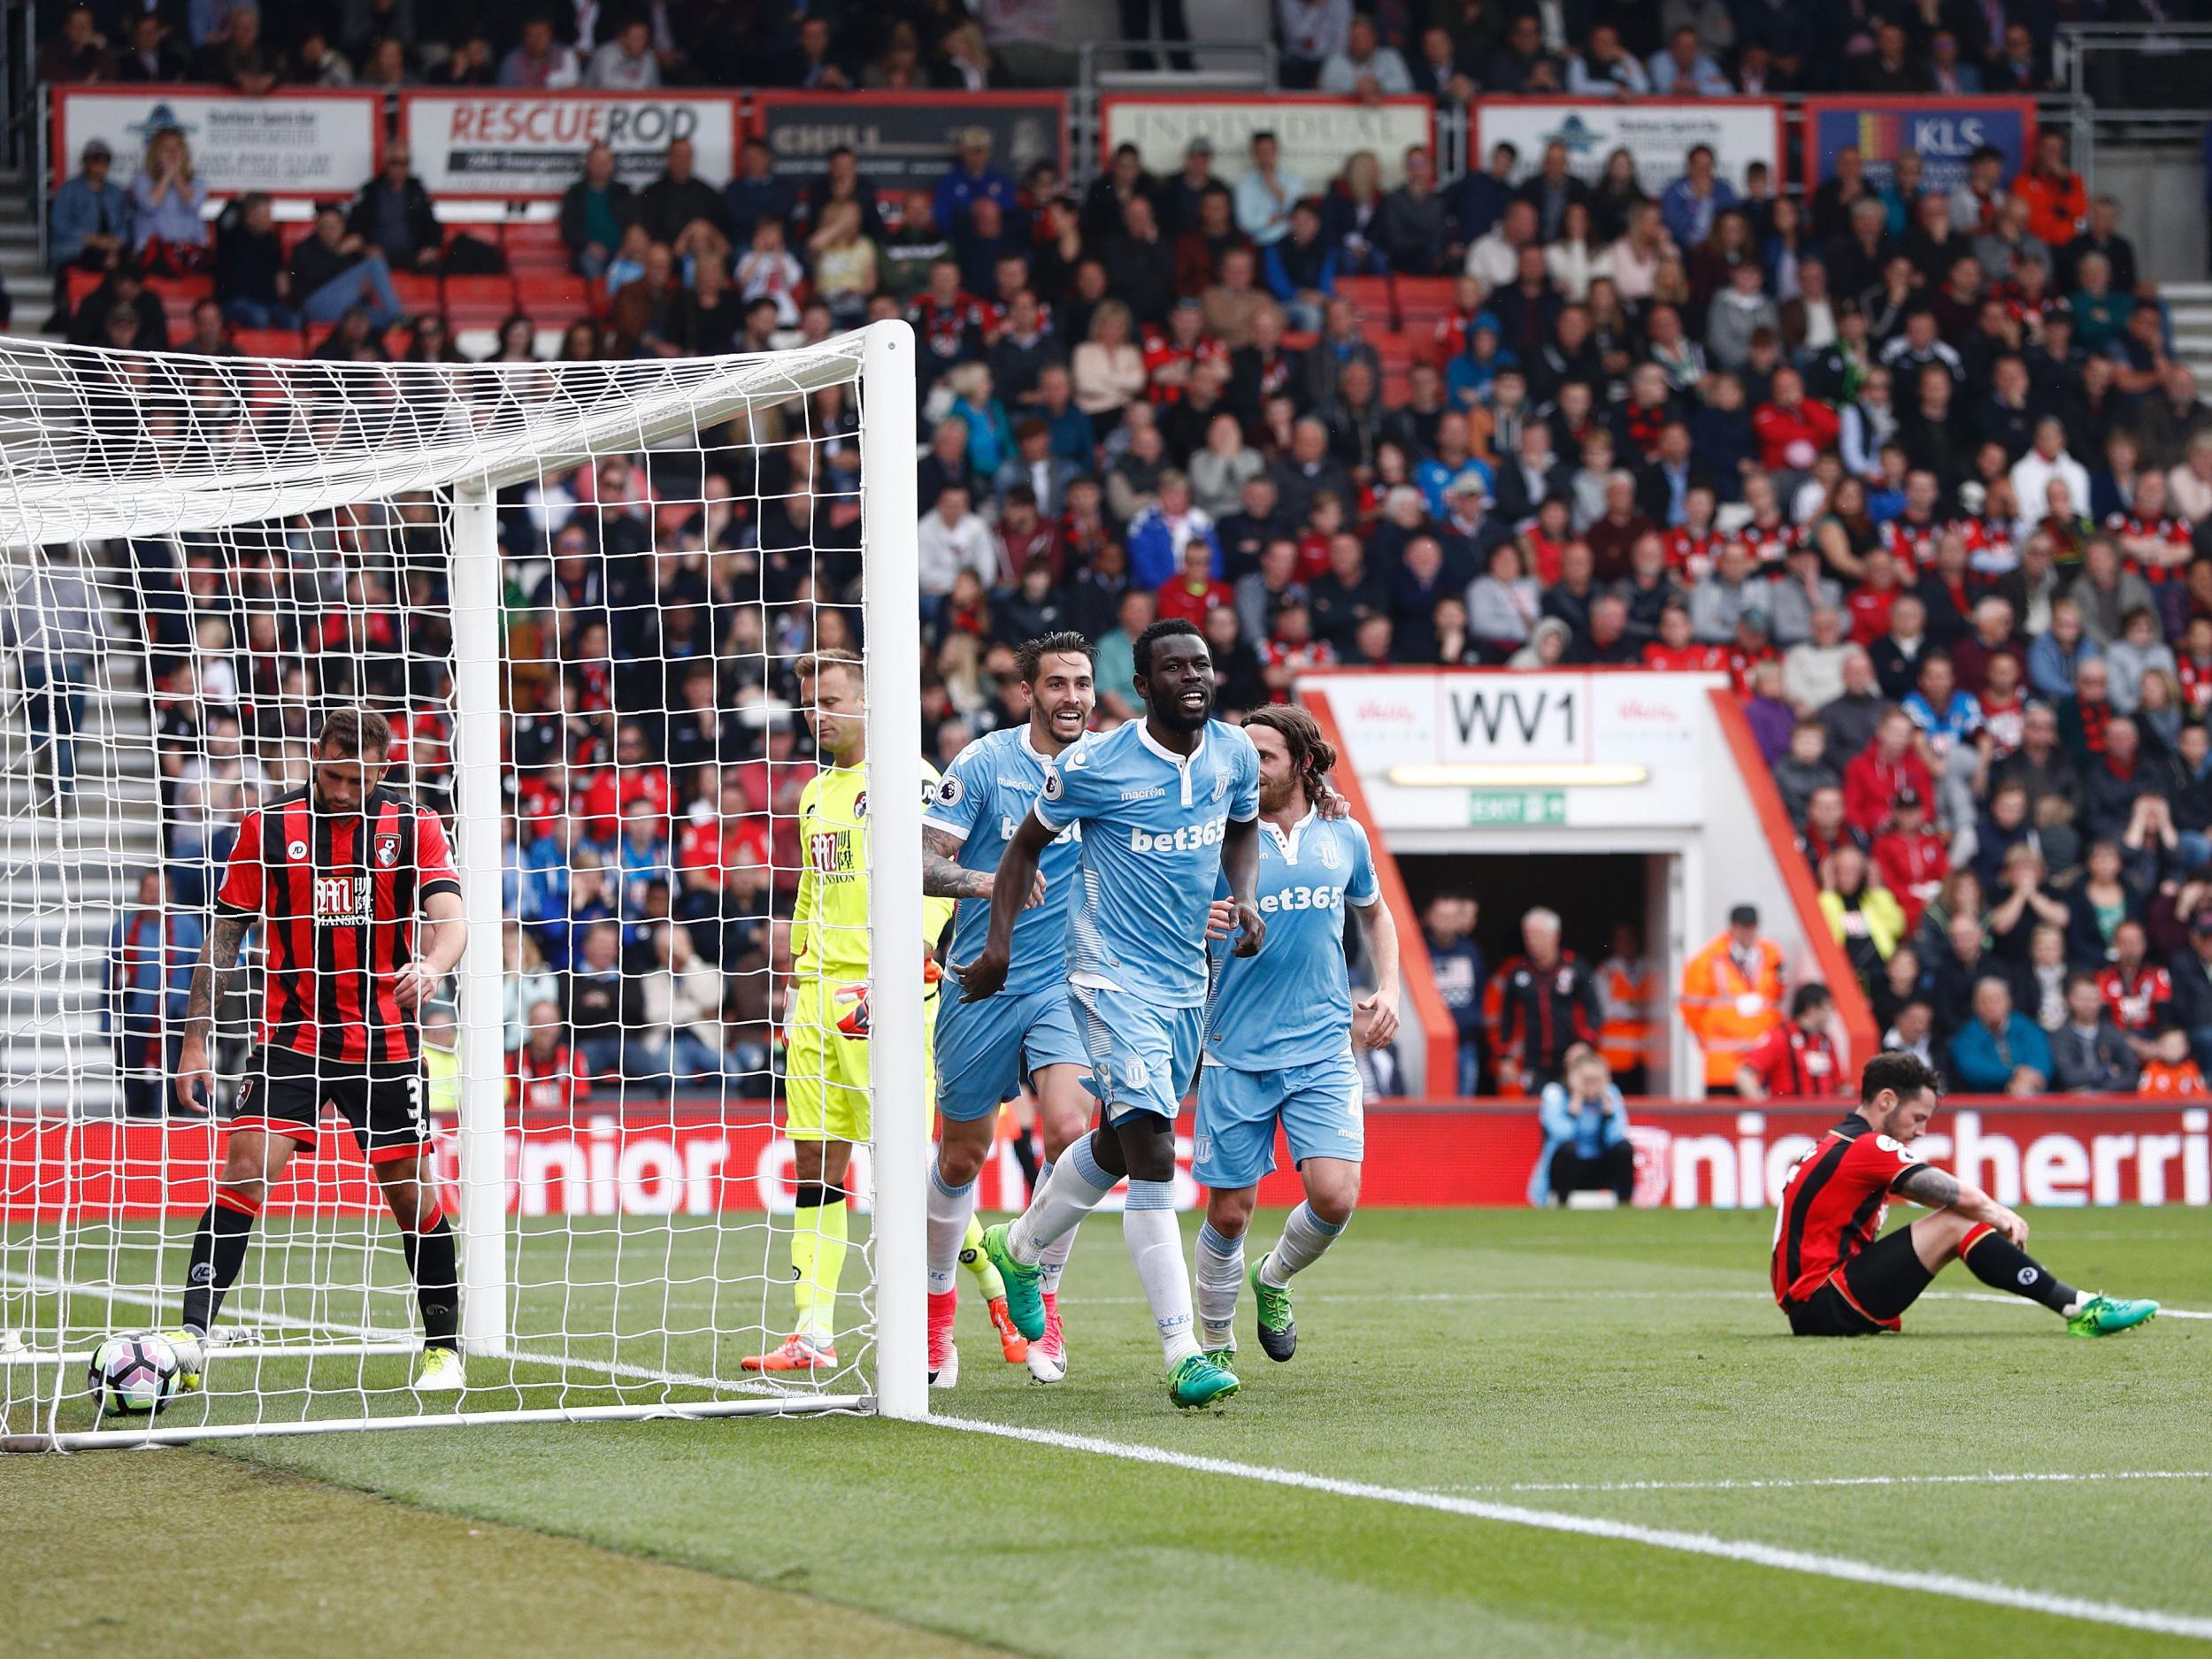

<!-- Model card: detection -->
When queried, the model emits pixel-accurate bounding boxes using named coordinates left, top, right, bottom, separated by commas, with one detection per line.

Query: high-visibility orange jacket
left=1678, top=933, right=1786, bottom=1090
left=1595, top=956, right=1656, bottom=1077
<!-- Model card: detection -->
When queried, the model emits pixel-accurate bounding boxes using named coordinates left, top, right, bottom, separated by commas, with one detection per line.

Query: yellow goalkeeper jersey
left=793, top=758, right=956, bottom=985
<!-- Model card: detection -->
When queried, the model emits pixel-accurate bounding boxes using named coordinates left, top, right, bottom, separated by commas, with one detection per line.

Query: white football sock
left=1125, top=1179, right=1199, bottom=1368
left=1033, top=1162, right=1079, bottom=1294
left=926, top=1164, right=977, bottom=1296
left=1193, top=1219, right=1244, bottom=1348
left=1008, top=1135, right=1115, bottom=1266
left=1258, top=1202, right=1345, bottom=1288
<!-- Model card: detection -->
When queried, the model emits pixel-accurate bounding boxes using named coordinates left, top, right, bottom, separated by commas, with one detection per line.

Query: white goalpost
left=0, top=319, right=926, bottom=1448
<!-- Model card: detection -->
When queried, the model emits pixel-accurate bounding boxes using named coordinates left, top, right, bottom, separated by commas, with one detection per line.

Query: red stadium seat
left=303, top=320, right=337, bottom=354
left=389, top=272, right=441, bottom=315
left=514, top=273, right=598, bottom=319
left=442, top=274, right=518, bottom=328
left=501, top=222, right=569, bottom=275
left=1394, top=276, right=1459, bottom=338
left=65, top=267, right=104, bottom=304
left=1337, top=274, right=1395, bottom=328
left=231, top=327, right=306, bottom=359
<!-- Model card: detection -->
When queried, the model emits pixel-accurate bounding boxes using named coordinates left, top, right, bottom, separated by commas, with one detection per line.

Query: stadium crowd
left=50, top=1, right=2212, bottom=1109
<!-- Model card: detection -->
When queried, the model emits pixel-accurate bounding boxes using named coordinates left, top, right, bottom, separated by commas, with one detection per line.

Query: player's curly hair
left=1015, top=631, right=1094, bottom=686
left=1132, top=618, right=1204, bottom=680
left=1859, top=1048, right=1944, bottom=1107
left=1244, top=704, right=1337, bottom=806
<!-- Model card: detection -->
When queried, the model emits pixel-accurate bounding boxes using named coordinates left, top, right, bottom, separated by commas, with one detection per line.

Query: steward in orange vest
left=1595, top=923, right=1656, bottom=1093
left=1678, top=903, right=1786, bottom=1094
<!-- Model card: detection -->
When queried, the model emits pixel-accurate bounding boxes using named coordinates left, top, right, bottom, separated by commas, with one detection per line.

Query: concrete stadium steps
left=0, top=543, right=166, bottom=1116
left=0, top=168, right=44, bottom=333
left=2170, top=282, right=2212, bottom=382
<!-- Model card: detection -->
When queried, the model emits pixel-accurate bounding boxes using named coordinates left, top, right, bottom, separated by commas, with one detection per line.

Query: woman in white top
left=1466, top=540, right=1542, bottom=659
left=1603, top=202, right=1673, bottom=304
left=1071, top=300, right=1148, bottom=420
left=1545, top=200, right=1602, bottom=303
left=1189, top=410, right=1264, bottom=519
left=2169, top=432, right=2212, bottom=524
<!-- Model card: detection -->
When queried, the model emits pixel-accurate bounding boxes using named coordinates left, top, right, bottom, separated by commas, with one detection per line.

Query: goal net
left=0, top=321, right=927, bottom=1448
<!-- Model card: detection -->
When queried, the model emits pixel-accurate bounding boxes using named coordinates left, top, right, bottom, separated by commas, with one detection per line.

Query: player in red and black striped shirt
left=168, top=710, right=472, bottom=1390
left=1770, top=1051, right=2157, bottom=1339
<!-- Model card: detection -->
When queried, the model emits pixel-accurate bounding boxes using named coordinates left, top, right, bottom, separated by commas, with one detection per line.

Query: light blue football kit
left=1196, top=808, right=1379, bottom=1189
left=1030, top=718, right=1263, bottom=1124
left=925, top=727, right=1090, bottom=1121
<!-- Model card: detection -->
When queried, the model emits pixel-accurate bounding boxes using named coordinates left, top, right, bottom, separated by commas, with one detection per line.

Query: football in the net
left=87, top=1333, right=181, bottom=1417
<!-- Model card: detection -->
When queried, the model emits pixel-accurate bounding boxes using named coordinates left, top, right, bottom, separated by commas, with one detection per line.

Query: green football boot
left=979, top=1223, right=1045, bottom=1340
left=2066, top=1294, right=2159, bottom=1337
left=1249, top=1256, right=1297, bottom=1362
left=1169, top=1351, right=1240, bottom=1409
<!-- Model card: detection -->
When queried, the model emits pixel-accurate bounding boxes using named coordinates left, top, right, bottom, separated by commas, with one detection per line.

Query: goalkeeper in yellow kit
left=744, top=651, right=1027, bottom=1373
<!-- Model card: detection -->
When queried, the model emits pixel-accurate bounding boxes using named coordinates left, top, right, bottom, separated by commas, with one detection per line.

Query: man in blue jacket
left=1530, top=1043, right=1633, bottom=1204
left=1948, top=974, right=2052, bottom=1094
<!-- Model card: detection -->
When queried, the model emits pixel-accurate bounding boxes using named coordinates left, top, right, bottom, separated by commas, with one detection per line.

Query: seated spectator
left=289, top=204, right=404, bottom=329
left=348, top=142, right=444, bottom=274
left=1873, top=788, right=1951, bottom=932
left=113, top=12, right=185, bottom=81
left=1377, top=147, right=1448, bottom=276
left=1234, top=130, right=1305, bottom=248
left=49, top=138, right=130, bottom=319
left=1529, top=1044, right=1632, bottom=1205
left=1467, top=540, right=1540, bottom=660
left=192, top=1, right=281, bottom=92
left=560, top=143, right=638, bottom=282
left=128, top=126, right=209, bottom=276
left=1319, top=13, right=1412, bottom=99
left=2138, top=1024, right=2209, bottom=1095
left=213, top=193, right=296, bottom=329
left=640, top=138, right=726, bottom=250
left=1739, top=983, right=1847, bottom=1101
left=1844, top=708, right=1937, bottom=837
left=2067, top=837, right=2147, bottom=967
left=1071, top=300, right=1146, bottom=429
left=587, top=16, right=661, bottom=88
left=917, top=484, right=995, bottom=624
left=1948, top=973, right=2050, bottom=1094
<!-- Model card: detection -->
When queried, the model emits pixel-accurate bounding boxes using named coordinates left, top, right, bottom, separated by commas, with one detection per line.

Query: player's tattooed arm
left=173, top=912, right=250, bottom=1113
left=1893, top=1162, right=1963, bottom=1209
left=923, top=826, right=994, bottom=901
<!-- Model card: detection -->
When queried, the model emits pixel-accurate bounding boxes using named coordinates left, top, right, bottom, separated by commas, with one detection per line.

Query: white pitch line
left=1439, top=1470, right=2212, bottom=1495
left=1930, top=1291, right=2212, bottom=1321
left=0, top=1268, right=777, bottom=1397
left=928, top=1416, right=2212, bottom=1643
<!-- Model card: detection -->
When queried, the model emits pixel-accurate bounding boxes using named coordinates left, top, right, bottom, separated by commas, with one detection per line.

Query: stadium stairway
left=0, top=167, right=47, bottom=334
left=2170, top=283, right=2212, bottom=384
left=0, top=541, right=164, bottom=1118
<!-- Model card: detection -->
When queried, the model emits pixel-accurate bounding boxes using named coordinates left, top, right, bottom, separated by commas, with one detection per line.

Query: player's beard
left=1259, top=777, right=1302, bottom=816
left=1148, top=683, right=1214, bottom=735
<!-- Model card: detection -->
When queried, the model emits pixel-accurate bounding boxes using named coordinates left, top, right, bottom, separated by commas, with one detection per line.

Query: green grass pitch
left=4, top=1207, right=2208, bottom=1657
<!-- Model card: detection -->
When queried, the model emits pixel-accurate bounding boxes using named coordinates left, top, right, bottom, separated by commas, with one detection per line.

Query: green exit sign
left=1468, top=790, right=1567, bottom=826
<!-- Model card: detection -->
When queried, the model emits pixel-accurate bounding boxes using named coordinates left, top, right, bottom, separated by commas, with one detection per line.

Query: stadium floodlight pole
left=449, top=477, right=510, bottom=1357
left=857, top=319, right=926, bottom=1421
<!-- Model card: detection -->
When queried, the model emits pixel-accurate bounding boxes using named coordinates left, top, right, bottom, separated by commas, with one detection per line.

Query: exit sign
left=1468, top=790, right=1567, bottom=826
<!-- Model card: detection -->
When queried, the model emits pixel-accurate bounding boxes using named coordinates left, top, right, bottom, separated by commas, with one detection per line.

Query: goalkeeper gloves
left=834, top=951, right=946, bottom=1039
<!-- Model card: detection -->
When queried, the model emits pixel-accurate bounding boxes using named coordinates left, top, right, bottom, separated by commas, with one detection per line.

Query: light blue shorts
left=933, top=982, right=1089, bottom=1123
left=1194, top=1049, right=1366, bottom=1189
left=1069, top=980, right=1205, bottom=1124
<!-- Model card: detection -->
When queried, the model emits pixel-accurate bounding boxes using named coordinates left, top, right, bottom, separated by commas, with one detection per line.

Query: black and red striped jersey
left=216, top=787, right=461, bottom=1066
left=1771, top=1114, right=1925, bottom=1318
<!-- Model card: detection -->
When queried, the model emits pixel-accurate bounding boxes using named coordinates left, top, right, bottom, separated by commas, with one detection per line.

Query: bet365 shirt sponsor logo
left=1000, top=816, right=1080, bottom=845
left=1128, top=816, right=1226, bottom=855
left=312, top=874, right=373, bottom=926
left=1257, top=883, right=1346, bottom=914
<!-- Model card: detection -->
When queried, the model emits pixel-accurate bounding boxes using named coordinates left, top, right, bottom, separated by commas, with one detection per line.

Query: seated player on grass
left=1192, top=704, right=1398, bottom=1367
left=1772, top=1049, right=2159, bottom=1338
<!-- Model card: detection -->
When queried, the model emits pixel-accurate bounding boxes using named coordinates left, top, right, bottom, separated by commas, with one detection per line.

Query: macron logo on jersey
left=1120, top=785, right=1164, bottom=803
left=1130, top=816, right=1228, bottom=855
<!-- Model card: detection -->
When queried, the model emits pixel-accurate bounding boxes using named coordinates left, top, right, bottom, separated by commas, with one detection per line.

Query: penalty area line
left=926, top=1415, right=2212, bottom=1643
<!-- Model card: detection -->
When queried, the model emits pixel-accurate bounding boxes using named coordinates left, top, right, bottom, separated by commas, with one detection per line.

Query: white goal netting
left=0, top=323, right=927, bottom=1448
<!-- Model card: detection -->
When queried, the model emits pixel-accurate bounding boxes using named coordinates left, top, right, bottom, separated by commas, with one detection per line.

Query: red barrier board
left=7, top=1101, right=2207, bottom=1219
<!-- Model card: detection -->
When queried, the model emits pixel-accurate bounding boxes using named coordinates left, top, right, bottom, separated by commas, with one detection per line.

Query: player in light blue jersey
left=958, top=619, right=1264, bottom=1409
left=1191, top=704, right=1400, bottom=1367
left=921, top=633, right=1098, bottom=1387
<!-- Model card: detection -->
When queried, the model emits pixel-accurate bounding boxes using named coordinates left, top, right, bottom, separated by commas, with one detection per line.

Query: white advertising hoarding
left=402, top=91, right=739, bottom=198
left=1304, top=669, right=1720, bottom=830
left=1102, top=95, right=1436, bottom=188
left=1471, top=98, right=1785, bottom=196
left=53, top=88, right=381, bottom=199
